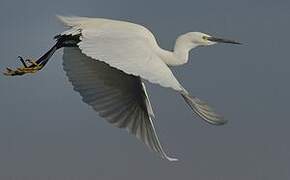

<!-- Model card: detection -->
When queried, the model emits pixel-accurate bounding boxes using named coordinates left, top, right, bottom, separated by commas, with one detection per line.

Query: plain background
left=0, top=0, right=290, bottom=179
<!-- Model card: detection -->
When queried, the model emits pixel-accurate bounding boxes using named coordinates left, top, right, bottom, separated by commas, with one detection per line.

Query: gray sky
left=0, top=0, right=290, bottom=179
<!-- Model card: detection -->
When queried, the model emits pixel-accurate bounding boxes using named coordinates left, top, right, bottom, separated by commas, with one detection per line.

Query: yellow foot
left=3, top=58, right=43, bottom=76
left=25, top=59, right=42, bottom=68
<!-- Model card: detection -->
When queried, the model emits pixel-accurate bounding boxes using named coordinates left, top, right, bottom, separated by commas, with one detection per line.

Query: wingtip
left=217, top=119, right=228, bottom=125
left=167, top=157, right=179, bottom=162
left=164, top=154, right=179, bottom=162
left=207, top=117, right=228, bottom=126
left=180, top=93, right=228, bottom=126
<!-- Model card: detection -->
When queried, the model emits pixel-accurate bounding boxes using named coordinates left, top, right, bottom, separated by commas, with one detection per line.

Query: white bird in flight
left=4, top=16, right=241, bottom=161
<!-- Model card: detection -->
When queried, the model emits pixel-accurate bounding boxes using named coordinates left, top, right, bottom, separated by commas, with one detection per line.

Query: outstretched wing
left=58, top=16, right=226, bottom=127
left=62, top=47, right=177, bottom=161
left=58, top=16, right=183, bottom=92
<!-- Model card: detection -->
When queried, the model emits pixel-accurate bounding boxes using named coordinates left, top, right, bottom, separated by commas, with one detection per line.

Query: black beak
left=207, top=36, right=242, bottom=45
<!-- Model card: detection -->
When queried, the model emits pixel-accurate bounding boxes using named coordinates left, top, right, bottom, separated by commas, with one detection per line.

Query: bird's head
left=185, top=32, right=241, bottom=47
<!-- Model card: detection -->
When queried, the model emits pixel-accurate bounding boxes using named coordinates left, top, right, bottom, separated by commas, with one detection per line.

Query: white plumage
left=59, top=16, right=183, bottom=91
left=55, top=16, right=240, bottom=161
left=5, top=16, right=240, bottom=161
left=63, top=47, right=177, bottom=161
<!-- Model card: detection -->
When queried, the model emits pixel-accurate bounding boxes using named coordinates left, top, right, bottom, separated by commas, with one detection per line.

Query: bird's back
left=57, top=15, right=183, bottom=91
left=57, top=16, right=157, bottom=42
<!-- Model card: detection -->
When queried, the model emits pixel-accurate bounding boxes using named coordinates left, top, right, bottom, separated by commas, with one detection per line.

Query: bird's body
left=4, top=16, right=241, bottom=161
left=59, top=16, right=184, bottom=91
left=59, top=16, right=192, bottom=66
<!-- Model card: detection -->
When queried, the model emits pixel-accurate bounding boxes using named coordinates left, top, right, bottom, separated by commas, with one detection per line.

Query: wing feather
left=58, top=16, right=182, bottom=91
left=62, top=47, right=177, bottom=161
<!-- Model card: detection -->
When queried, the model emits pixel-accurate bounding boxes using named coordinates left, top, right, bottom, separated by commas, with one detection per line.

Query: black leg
left=18, top=56, right=28, bottom=68
left=4, top=34, right=80, bottom=76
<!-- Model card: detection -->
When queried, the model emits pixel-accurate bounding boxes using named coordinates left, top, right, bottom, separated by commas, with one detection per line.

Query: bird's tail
left=180, top=91, right=227, bottom=125
left=56, top=15, right=89, bottom=27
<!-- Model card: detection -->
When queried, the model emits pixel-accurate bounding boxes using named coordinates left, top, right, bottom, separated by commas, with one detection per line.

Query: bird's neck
left=157, top=35, right=198, bottom=66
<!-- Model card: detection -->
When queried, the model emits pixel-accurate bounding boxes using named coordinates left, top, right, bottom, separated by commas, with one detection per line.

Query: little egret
left=4, top=16, right=241, bottom=161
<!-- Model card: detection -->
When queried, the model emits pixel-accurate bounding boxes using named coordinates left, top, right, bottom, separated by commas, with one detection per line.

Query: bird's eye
left=202, top=36, right=208, bottom=41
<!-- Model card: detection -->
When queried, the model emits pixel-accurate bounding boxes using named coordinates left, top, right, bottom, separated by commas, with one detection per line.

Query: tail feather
left=181, top=92, right=227, bottom=125
left=56, top=15, right=89, bottom=27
